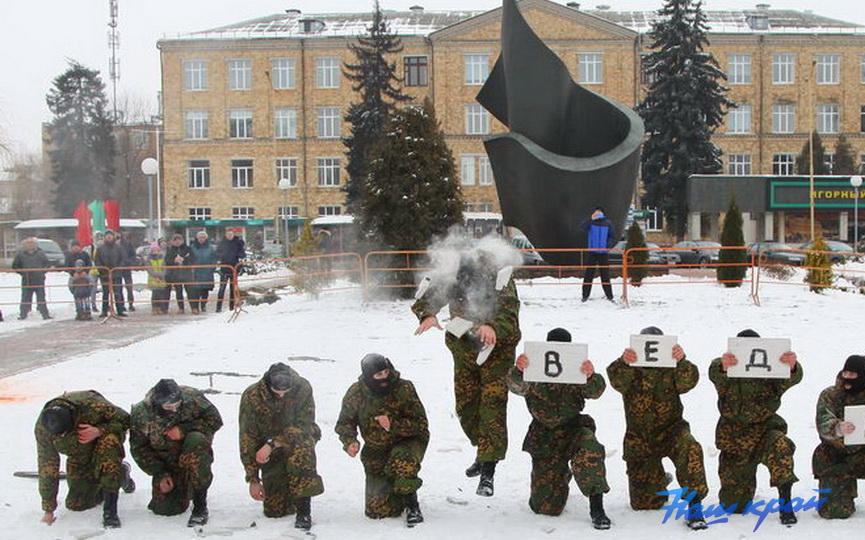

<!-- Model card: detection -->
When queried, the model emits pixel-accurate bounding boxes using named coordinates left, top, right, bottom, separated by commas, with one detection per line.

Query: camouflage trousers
left=718, top=426, right=798, bottom=511
left=147, top=431, right=214, bottom=516
left=50, top=433, right=125, bottom=512
left=624, top=424, right=708, bottom=510
left=259, top=439, right=325, bottom=518
left=360, top=438, right=428, bottom=519
left=449, top=339, right=513, bottom=462
left=528, top=426, right=610, bottom=516
left=812, top=443, right=865, bottom=519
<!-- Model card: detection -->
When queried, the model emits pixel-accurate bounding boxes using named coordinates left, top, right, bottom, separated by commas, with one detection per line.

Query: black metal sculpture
left=476, top=0, right=645, bottom=266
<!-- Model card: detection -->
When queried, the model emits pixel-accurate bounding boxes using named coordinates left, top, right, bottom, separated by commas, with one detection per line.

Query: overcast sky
left=1, top=0, right=863, bottom=157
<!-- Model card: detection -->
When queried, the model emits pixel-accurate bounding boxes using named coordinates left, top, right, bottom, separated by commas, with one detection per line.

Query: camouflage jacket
left=335, top=372, right=429, bottom=451
left=35, top=390, right=130, bottom=512
left=709, top=357, right=802, bottom=427
left=239, top=369, right=321, bottom=483
left=129, top=385, right=223, bottom=477
left=507, top=366, right=605, bottom=429
left=607, top=355, right=699, bottom=437
left=816, top=374, right=865, bottom=454
left=411, top=276, right=521, bottom=350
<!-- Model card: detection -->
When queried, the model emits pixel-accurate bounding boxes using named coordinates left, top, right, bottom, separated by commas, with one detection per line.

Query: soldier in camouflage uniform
left=239, top=362, right=324, bottom=531
left=412, top=249, right=521, bottom=496
left=335, top=353, right=429, bottom=527
left=130, top=379, right=223, bottom=527
left=606, top=326, right=709, bottom=530
left=813, top=354, right=865, bottom=519
left=35, top=390, right=133, bottom=528
left=709, top=329, right=801, bottom=525
left=507, top=327, right=611, bottom=530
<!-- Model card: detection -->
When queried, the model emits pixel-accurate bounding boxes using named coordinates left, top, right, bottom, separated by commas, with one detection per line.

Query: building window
left=816, top=54, right=840, bottom=84
left=318, top=205, right=342, bottom=216
left=817, top=104, right=840, bottom=134
left=464, top=54, right=490, bottom=85
left=271, top=58, right=295, bottom=89
left=464, top=104, right=490, bottom=135
left=317, top=157, right=340, bottom=187
left=771, top=53, right=795, bottom=85
left=464, top=202, right=494, bottom=213
left=316, top=107, right=341, bottom=138
left=861, top=105, right=865, bottom=133
left=728, top=104, right=751, bottom=134
left=184, top=110, right=209, bottom=139
left=183, top=60, right=207, bottom=91
left=231, top=159, right=254, bottom=188
left=728, top=54, right=752, bottom=85
left=229, top=110, right=253, bottom=139
left=274, top=108, right=297, bottom=139
left=404, top=56, right=428, bottom=86
left=578, top=52, right=604, bottom=84
left=315, top=57, right=340, bottom=88
left=232, top=207, right=255, bottom=219
left=461, top=156, right=476, bottom=186
left=228, top=59, right=252, bottom=91
left=861, top=153, right=865, bottom=173
left=189, top=207, right=211, bottom=220
left=772, top=154, right=795, bottom=175
left=771, top=103, right=796, bottom=134
left=824, top=153, right=835, bottom=174
left=187, top=160, right=210, bottom=189
left=728, top=154, right=752, bottom=175
left=275, top=158, right=298, bottom=187
left=640, top=54, right=657, bottom=85
left=479, top=156, right=493, bottom=186
left=278, top=206, right=299, bottom=219
left=460, top=154, right=494, bottom=186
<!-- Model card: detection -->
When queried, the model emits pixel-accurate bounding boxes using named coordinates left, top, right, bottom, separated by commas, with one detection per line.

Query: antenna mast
left=108, top=0, right=120, bottom=120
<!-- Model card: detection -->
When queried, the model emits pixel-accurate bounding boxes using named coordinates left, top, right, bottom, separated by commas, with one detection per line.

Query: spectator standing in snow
left=580, top=207, right=617, bottom=302
left=12, top=237, right=52, bottom=320
left=215, top=229, right=246, bottom=313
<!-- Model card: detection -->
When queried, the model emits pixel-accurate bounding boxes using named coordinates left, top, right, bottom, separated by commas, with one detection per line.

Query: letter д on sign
left=523, top=341, right=588, bottom=384
left=629, top=334, right=677, bottom=368
left=726, top=337, right=791, bottom=379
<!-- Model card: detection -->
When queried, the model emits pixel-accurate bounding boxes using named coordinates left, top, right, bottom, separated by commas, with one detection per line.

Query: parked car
left=747, top=242, right=806, bottom=266
left=608, top=241, right=680, bottom=267
left=35, top=238, right=65, bottom=267
left=796, top=240, right=856, bottom=264
left=669, top=240, right=721, bottom=266
left=510, top=236, right=545, bottom=265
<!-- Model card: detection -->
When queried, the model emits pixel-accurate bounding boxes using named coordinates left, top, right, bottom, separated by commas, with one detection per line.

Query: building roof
left=14, top=219, right=146, bottom=230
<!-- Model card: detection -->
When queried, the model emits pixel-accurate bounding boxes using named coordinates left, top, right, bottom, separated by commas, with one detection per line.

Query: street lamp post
left=852, top=175, right=863, bottom=251
left=140, top=157, right=159, bottom=241
left=278, top=178, right=292, bottom=257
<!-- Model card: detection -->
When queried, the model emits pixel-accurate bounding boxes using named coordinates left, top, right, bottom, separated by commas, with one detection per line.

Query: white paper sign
left=629, top=335, right=677, bottom=368
left=726, top=337, right=792, bottom=379
left=523, top=341, right=588, bottom=384
left=477, top=344, right=494, bottom=366
left=495, top=267, right=513, bottom=291
left=446, top=317, right=473, bottom=338
left=844, top=406, right=865, bottom=446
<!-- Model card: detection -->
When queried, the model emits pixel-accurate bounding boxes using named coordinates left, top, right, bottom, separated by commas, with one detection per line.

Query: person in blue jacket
left=580, top=207, right=617, bottom=302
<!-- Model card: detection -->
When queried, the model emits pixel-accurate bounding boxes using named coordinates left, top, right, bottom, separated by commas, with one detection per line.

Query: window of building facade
left=404, top=56, right=428, bottom=86
left=464, top=202, right=494, bottom=213
left=183, top=60, right=207, bottom=91
left=817, top=104, right=840, bottom=134
left=861, top=55, right=865, bottom=84
left=232, top=206, right=255, bottom=219
left=188, top=160, right=210, bottom=189
left=184, top=110, right=209, bottom=139
left=816, top=54, right=840, bottom=84
left=318, top=205, right=341, bottom=216
left=228, top=59, right=252, bottom=91
left=276, top=157, right=298, bottom=187
left=271, top=58, right=295, bottom=89
left=728, top=104, right=752, bottom=134
left=231, top=159, right=254, bottom=188
left=460, top=155, right=494, bottom=186
left=771, top=103, right=796, bottom=134
left=317, top=157, right=340, bottom=187
left=772, top=154, right=795, bottom=175
left=274, top=108, right=297, bottom=139
left=189, top=207, right=211, bottom=220
left=728, top=53, right=752, bottom=85
left=315, top=57, right=340, bottom=88
left=578, top=52, right=604, bottom=84
left=478, top=155, right=493, bottom=186
left=464, top=104, right=490, bottom=135
left=316, top=107, right=341, bottom=138
left=464, top=54, right=490, bottom=85
left=640, top=54, right=657, bottom=85
left=728, top=154, right=752, bottom=175
left=771, top=53, right=795, bottom=84
left=861, top=104, right=865, bottom=133
left=229, top=110, right=253, bottom=139
left=278, top=206, right=299, bottom=219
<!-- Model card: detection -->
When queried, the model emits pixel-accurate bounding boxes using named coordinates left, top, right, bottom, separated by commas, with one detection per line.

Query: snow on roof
left=463, top=212, right=503, bottom=220
left=311, top=215, right=355, bottom=226
left=590, top=9, right=865, bottom=34
left=14, top=219, right=147, bottom=230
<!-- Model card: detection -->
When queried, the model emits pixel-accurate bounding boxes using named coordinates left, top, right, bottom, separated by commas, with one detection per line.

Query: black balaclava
left=546, top=327, right=572, bottom=342
left=41, top=404, right=74, bottom=435
left=152, top=379, right=183, bottom=415
left=266, top=362, right=294, bottom=393
left=842, top=355, right=865, bottom=394
left=640, top=326, right=664, bottom=336
left=360, top=353, right=396, bottom=396
left=737, top=329, right=761, bottom=338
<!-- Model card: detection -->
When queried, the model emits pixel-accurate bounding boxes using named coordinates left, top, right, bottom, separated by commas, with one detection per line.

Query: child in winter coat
left=69, top=262, right=93, bottom=321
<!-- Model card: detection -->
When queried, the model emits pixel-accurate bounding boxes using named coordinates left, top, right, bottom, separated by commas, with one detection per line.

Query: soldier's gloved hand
left=672, top=344, right=685, bottom=362
left=414, top=316, right=442, bottom=335
left=249, top=480, right=265, bottom=501
left=580, top=360, right=595, bottom=377
left=346, top=442, right=360, bottom=458
left=159, top=474, right=174, bottom=494
left=515, top=354, right=529, bottom=372
left=622, top=348, right=637, bottom=364
left=165, top=426, right=183, bottom=441
left=41, top=511, right=56, bottom=525
left=477, top=324, right=497, bottom=347
left=721, top=353, right=738, bottom=370
left=780, top=351, right=797, bottom=370
left=77, top=424, right=101, bottom=444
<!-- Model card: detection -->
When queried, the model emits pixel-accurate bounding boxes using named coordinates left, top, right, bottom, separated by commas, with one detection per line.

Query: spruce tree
left=804, top=236, right=833, bottom=293
left=343, top=1, right=411, bottom=213
left=45, top=60, right=116, bottom=215
left=795, top=131, right=829, bottom=175
left=638, top=0, right=732, bottom=240
left=717, top=195, right=747, bottom=287
left=625, top=221, right=649, bottom=286
left=833, top=134, right=857, bottom=175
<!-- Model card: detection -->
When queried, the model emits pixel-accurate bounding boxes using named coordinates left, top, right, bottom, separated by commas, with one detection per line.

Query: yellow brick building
left=157, top=0, right=865, bottom=241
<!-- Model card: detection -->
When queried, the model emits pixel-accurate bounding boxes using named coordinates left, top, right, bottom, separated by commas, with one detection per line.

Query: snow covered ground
left=1, top=269, right=865, bottom=539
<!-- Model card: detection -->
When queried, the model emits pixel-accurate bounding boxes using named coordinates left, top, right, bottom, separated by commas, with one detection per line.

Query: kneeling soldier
left=336, top=353, right=429, bottom=526
left=239, top=362, right=325, bottom=530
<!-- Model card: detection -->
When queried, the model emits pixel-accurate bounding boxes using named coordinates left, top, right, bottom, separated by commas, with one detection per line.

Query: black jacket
left=164, top=243, right=194, bottom=283
left=12, top=248, right=50, bottom=285
left=216, top=237, right=246, bottom=269
left=64, top=251, right=92, bottom=275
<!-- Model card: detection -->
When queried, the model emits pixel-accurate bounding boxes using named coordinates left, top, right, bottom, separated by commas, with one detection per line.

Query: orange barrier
left=752, top=249, right=865, bottom=305
left=237, top=252, right=364, bottom=304
left=0, top=266, right=110, bottom=319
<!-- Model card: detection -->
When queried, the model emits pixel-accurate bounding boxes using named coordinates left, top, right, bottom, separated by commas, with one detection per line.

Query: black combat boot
left=778, top=483, right=797, bottom=526
left=294, top=497, right=312, bottom=531
left=589, top=494, right=611, bottom=530
left=476, top=461, right=496, bottom=497
left=187, top=488, right=209, bottom=527
left=685, top=495, right=707, bottom=530
left=465, top=460, right=482, bottom=478
left=102, top=491, right=121, bottom=528
left=120, top=461, right=136, bottom=493
left=405, top=491, right=424, bottom=527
